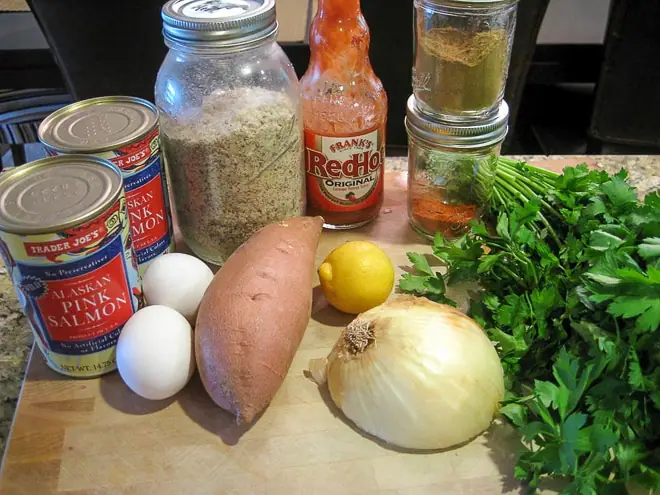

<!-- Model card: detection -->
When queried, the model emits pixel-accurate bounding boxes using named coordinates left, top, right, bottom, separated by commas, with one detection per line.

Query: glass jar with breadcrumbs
left=156, top=0, right=305, bottom=265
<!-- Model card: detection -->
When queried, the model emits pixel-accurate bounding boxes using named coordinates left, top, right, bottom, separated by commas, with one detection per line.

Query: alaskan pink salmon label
left=33, top=253, right=133, bottom=349
left=0, top=195, right=141, bottom=377
left=46, top=126, right=174, bottom=273
left=124, top=157, right=171, bottom=260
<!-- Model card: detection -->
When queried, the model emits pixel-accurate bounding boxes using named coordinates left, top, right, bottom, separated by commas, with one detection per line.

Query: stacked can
left=406, top=0, right=519, bottom=240
left=38, top=96, right=174, bottom=276
left=0, top=156, right=142, bottom=377
left=0, top=96, right=176, bottom=378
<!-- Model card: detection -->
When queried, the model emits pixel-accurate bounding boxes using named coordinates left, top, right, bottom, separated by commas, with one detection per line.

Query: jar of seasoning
left=155, top=0, right=304, bottom=266
left=413, top=0, right=518, bottom=122
left=405, top=96, right=509, bottom=240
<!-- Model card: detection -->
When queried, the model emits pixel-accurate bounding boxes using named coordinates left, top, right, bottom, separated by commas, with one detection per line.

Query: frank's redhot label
left=305, top=126, right=385, bottom=213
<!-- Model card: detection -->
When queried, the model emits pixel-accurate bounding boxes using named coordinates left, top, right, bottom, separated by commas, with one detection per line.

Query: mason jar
left=155, top=0, right=305, bottom=266
left=413, top=0, right=518, bottom=122
left=405, top=96, right=509, bottom=240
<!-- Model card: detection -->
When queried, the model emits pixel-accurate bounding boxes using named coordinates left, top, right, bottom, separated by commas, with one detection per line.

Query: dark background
left=1, top=0, right=660, bottom=160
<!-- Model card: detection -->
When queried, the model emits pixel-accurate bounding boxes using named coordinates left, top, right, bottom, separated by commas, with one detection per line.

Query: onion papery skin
left=324, top=296, right=505, bottom=450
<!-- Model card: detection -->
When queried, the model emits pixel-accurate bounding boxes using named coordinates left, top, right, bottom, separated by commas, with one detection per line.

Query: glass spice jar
left=405, top=96, right=509, bottom=240
left=155, top=0, right=304, bottom=266
left=413, top=0, right=518, bottom=122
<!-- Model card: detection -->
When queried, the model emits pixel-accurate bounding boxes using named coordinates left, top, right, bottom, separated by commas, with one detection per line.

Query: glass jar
left=155, top=0, right=305, bottom=266
left=413, top=0, right=518, bottom=122
left=405, top=96, right=509, bottom=240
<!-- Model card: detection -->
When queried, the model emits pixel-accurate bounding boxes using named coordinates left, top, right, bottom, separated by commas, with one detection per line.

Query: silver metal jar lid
left=419, top=0, right=518, bottom=5
left=405, top=96, right=509, bottom=149
left=161, top=0, right=277, bottom=47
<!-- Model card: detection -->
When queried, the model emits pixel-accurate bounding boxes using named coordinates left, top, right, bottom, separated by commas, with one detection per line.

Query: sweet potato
left=195, top=216, right=324, bottom=423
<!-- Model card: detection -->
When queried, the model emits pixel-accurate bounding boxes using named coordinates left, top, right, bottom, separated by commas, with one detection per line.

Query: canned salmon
left=38, top=96, right=174, bottom=276
left=0, top=156, right=142, bottom=378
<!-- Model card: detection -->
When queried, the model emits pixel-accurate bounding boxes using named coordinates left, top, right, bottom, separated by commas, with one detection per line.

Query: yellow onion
left=309, top=296, right=504, bottom=450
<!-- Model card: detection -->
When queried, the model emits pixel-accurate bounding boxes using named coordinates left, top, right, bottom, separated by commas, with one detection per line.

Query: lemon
left=318, top=241, right=395, bottom=314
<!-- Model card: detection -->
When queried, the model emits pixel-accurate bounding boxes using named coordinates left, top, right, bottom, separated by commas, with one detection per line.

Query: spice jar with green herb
left=405, top=96, right=509, bottom=240
left=413, top=0, right=518, bottom=121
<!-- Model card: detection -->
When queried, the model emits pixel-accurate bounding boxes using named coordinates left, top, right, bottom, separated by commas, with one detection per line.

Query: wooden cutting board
left=0, top=161, right=583, bottom=495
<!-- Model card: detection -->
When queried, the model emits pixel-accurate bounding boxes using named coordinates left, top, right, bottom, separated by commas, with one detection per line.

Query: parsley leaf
left=406, top=252, right=434, bottom=276
left=639, top=237, right=660, bottom=260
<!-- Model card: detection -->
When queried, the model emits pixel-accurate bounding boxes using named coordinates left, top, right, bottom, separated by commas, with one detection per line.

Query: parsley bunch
left=400, top=161, right=660, bottom=493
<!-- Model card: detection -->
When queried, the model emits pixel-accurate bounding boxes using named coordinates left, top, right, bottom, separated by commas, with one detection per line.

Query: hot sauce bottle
left=301, top=0, right=388, bottom=229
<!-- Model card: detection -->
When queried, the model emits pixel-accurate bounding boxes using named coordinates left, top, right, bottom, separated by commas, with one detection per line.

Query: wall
left=0, top=1, right=313, bottom=50
left=0, top=0, right=612, bottom=52
left=537, top=0, right=612, bottom=44
left=0, top=13, right=48, bottom=50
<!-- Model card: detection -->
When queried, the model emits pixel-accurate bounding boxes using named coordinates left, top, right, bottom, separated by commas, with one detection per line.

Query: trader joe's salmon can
left=0, top=156, right=142, bottom=377
left=38, top=96, right=174, bottom=276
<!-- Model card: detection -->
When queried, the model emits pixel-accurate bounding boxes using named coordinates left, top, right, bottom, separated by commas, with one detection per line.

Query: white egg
left=117, top=305, right=195, bottom=400
left=142, top=253, right=214, bottom=324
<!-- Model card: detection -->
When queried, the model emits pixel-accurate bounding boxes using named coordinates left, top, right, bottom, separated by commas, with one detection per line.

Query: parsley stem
left=495, top=173, right=563, bottom=221
left=536, top=212, right=562, bottom=247
left=497, top=263, right=525, bottom=287
left=498, top=157, right=559, bottom=182
left=494, top=175, right=533, bottom=203
left=493, top=176, right=562, bottom=246
left=497, top=166, right=550, bottom=196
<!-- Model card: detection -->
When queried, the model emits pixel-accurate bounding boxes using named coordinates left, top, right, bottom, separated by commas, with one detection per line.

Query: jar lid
left=405, top=96, right=509, bottom=148
left=420, top=0, right=517, bottom=4
left=161, top=0, right=277, bottom=46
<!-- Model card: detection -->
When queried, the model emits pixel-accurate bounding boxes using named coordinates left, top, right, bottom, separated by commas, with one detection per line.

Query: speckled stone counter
left=0, top=266, right=31, bottom=459
left=0, top=154, right=658, bottom=459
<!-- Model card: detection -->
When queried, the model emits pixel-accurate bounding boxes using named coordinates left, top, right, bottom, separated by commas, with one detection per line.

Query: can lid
left=38, top=96, right=158, bottom=154
left=405, top=96, right=509, bottom=148
left=0, top=156, right=123, bottom=235
left=161, top=0, right=277, bottom=47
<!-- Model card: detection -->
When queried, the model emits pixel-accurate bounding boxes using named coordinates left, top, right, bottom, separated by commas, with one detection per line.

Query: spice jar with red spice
left=405, top=96, right=509, bottom=240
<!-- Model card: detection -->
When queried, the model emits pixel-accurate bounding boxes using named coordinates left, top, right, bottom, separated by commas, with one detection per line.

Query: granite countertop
left=0, top=154, right=658, bottom=459
left=0, top=265, right=30, bottom=459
